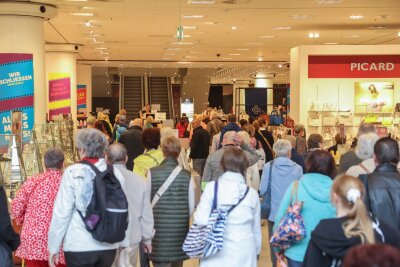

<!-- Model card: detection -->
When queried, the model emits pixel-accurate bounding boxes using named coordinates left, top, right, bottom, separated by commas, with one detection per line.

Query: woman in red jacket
left=12, top=148, right=65, bottom=267
left=176, top=117, right=189, bottom=138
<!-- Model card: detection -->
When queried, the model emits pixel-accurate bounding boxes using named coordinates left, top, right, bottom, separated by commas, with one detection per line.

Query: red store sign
left=308, top=55, right=400, bottom=78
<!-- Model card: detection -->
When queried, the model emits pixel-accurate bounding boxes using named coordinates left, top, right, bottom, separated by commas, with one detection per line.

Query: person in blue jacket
left=273, top=150, right=337, bottom=267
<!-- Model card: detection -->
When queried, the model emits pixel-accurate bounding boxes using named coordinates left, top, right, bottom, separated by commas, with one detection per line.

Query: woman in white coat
left=193, top=147, right=262, bottom=267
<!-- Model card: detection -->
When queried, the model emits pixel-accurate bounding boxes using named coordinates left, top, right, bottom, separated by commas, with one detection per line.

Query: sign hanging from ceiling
left=308, top=55, right=400, bottom=78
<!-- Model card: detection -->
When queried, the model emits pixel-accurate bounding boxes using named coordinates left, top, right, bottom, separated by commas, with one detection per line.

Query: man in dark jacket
left=360, top=137, right=400, bottom=232
left=119, top=118, right=144, bottom=170
left=190, top=118, right=210, bottom=176
left=218, top=113, right=241, bottom=148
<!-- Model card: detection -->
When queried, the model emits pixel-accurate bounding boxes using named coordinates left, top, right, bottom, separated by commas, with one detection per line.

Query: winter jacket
left=189, top=126, right=210, bottom=159
left=303, top=216, right=400, bottom=267
left=274, top=173, right=336, bottom=262
left=118, top=126, right=144, bottom=170
left=176, top=122, right=188, bottom=138
left=360, top=162, right=400, bottom=232
left=259, top=157, right=303, bottom=222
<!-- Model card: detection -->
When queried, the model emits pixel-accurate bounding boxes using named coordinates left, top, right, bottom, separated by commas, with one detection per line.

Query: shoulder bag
left=183, top=181, right=249, bottom=258
left=152, top=166, right=182, bottom=208
left=261, top=160, right=274, bottom=219
left=258, top=130, right=275, bottom=158
left=270, top=181, right=306, bottom=250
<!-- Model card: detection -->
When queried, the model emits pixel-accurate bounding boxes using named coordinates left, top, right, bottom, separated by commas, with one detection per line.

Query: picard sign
left=308, top=55, right=400, bottom=78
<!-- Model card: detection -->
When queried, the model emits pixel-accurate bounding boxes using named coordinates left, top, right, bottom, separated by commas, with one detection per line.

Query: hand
left=143, top=243, right=152, bottom=254
left=233, top=133, right=242, bottom=146
left=49, top=253, right=59, bottom=267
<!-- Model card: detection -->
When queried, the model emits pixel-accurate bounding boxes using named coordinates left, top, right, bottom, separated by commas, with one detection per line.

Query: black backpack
left=78, top=161, right=129, bottom=243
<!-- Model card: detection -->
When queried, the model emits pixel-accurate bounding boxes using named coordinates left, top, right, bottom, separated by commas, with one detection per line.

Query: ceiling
left=38, top=0, right=400, bottom=82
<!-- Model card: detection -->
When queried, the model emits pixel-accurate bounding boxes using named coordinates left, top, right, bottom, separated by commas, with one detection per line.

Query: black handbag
left=0, top=238, right=13, bottom=267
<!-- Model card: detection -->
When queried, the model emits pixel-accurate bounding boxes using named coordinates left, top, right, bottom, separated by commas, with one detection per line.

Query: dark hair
left=94, top=121, right=106, bottom=133
left=307, top=134, right=324, bottom=149
left=227, top=113, right=236, bottom=123
left=305, top=150, right=336, bottom=178
left=248, top=117, right=255, bottom=124
left=258, top=118, right=267, bottom=127
left=374, top=137, right=399, bottom=165
left=221, top=147, right=249, bottom=177
left=343, top=244, right=400, bottom=267
left=44, top=148, right=64, bottom=169
left=141, top=128, right=161, bottom=149
left=335, top=133, right=346, bottom=145
left=239, top=119, right=248, bottom=128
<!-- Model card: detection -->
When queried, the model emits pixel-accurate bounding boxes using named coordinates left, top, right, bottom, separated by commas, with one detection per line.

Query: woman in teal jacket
left=273, top=150, right=337, bottom=267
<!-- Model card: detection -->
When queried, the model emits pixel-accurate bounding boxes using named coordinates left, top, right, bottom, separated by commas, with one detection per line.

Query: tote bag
left=183, top=182, right=249, bottom=258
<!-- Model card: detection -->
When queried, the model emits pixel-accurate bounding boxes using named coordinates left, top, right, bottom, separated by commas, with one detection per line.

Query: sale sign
left=77, top=84, right=87, bottom=113
left=308, top=55, right=400, bottom=78
left=48, top=73, right=71, bottom=120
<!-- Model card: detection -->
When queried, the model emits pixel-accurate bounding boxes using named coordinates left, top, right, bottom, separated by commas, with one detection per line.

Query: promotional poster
left=48, top=73, right=71, bottom=120
left=354, top=82, right=394, bottom=113
left=77, top=84, right=87, bottom=114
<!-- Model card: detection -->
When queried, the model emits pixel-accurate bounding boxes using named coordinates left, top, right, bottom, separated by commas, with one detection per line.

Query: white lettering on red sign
left=350, top=62, right=395, bottom=71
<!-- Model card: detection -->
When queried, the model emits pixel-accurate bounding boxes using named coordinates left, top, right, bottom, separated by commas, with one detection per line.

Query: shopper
left=141, top=104, right=152, bottom=120
left=176, top=117, right=189, bottom=138
left=190, top=118, right=210, bottom=176
left=147, top=136, right=195, bottom=267
left=303, top=175, right=400, bottom=267
left=12, top=148, right=65, bottom=267
left=194, top=147, right=261, bottom=267
left=97, top=112, right=113, bottom=139
left=328, top=133, right=346, bottom=156
left=48, top=128, right=128, bottom=267
left=106, top=144, right=154, bottom=267
left=294, top=124, right=307, bottom=155
left=119, top=118, right=144, bottom=170
left=345, top=133, right=379, bottom=177
left=254, top=119, right=274, bottom=163
left=242, top=122, right=266, bottom=178
left=343, top=244, right=400, bottom=267
left=0, top=186, right=20, bottom=266
left=259, top=139, right=303, bottom=267
left=143, top=115, right=154, bottom=129
left=203, top=131, right=260, bottom=182
left=237, top=131, right=261, bottom=191
left=94, top=121, right=111, bottom=141
left=274, top=150, right=337, bottom=267
left=133, top=128, right=164, bottom=179
left=360, top=137, right=400, bottom=231
left=206, top=111, right=224, bottom=144
left=218, top=113, right=241, bottom=148
left=282, top=135, right=305, bottom=172
left=338, top=123, right=377, bottom=173
left=112, top=114, right=128, bottom=142
left=303, top=133, right=324, bottom=161
left=161, top=127, right=190, bottom=170
left=86, top=116, right=97, bottom=129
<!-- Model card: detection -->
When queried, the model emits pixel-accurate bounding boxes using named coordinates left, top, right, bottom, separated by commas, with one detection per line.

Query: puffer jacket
left=360, top=162, right=400, bottom=232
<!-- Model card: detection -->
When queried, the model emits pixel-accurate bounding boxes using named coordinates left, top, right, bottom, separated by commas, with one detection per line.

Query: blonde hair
left=332, top=175, right=375, bottom=244
left=237, top=131, right=250, bottom=145
left=146, top=115, right=154, bottom=123
left=242, top=123, right=255, bottom=137
left=97, top=112, right=106, bottom=121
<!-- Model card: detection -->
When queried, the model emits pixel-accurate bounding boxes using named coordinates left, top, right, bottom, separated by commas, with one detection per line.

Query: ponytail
left=332, top=175, right=376, bottom=244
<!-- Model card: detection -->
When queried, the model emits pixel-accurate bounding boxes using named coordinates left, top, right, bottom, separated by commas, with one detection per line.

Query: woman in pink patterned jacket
left=11, top=148, right=65, bottom=267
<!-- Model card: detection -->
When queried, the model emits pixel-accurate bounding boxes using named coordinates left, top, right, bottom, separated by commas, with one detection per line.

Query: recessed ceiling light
left=71, top=12, right=94, bottom=16
left=350, top=15, right=364, bottom=20
left=89, top=30, right=94, bottom=34
left=290, top=15, right=312, bottom=19
left=161, top=58, right=172, bottom=60
left=188, top=0, right=215, bottom=3
left=324, top=42, right=339, bottom=45
left=258, top=57, right=263, bottom=61
left=183, top=26, right=197, bottom=30
left=317, top=0, right=343, bottom=4
left=259, top=35, right=275, bottom=38
left=343, top=35, right=360, bottom=38
left=272, top=26, right=292, bottom=30
left=369, top=26, right=387, bottom=29
left=308, top=32, right=320, bottom=38
left=231, top=26, right=238, bottom=30
left=94, top=47, right=108, bottom=50
left=183, top=15, right=204, bottom=19
left=83, top=21, right=92, bottom=27
left=278, top=64, right=283, bottom=68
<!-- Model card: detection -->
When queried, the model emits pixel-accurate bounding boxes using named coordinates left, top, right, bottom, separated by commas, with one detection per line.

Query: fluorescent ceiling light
left=163, top=53, right=175, bottom=55
left=324, top=42, right=339, bottom=45
left=317, top=0, right=343, bottom=4
left=259, top=35, right=275, bottom=38
left=71, top=12, right=94, bottom=16
left=343, top=35, right=360, bottom=38
left=229, top=53, right=241, bottom=56
left=291, top=14, right=311, bottom=19
left=204, top=21, right=219, bottom=25
left=220, top=58, right=233, bottom=60
left=188, top=0, right=215, bottom=3
left=161, top=58, right=172, bottom=60
left=189, top=51, right=200, bottom=54
left=165, top=48, right=183, bottom=50
left=272, top=26, right=292, bottom=30
left=350, top=15, right=363, bottom=20
left=237, top=48, right=250, bottom=51
left=94, top=47, right=108, bottom=50
left=308, top=32, right=320, bottom=38
left=398, top=32, right=400, bottom=37
left=183, top=15, right=204, bottom=19
left=183, top=26, right=197, bottom=30
left=172, top=42, right=194, bottom=45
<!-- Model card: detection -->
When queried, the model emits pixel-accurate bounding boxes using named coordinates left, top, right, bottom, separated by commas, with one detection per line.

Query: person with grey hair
left=112, top=114, right=128, bottom=142
left=294, top=124, right=307, bottom=155
left=119, top=118, right=144, bottom=170
left=11, top=148, right=65, bottom=267
left=48, top=128, right=129, bottom=267
left=346, top=132, right=380, bottom=177
left=202, top=131, right=261, bottom=182
left=106, top=144, right=154, bottom=267
left=339, top=123, right=377, bottom=173
left=259, top=139, right=303, bottom=267
left=160, top=127, right=190, bottom=170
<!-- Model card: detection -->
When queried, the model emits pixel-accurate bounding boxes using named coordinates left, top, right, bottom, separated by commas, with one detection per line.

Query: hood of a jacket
left=272, top=157, right=299, bottom=176
left=301, top=173, right=333, bottom=203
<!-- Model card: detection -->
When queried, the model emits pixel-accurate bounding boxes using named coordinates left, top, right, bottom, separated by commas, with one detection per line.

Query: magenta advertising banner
left=48, top=73, right=71, bottom=120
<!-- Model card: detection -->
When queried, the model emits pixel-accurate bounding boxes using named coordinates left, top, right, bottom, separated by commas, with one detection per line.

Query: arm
left=242, top=142, right=261, bottom=166
left=193, top=182, right=215, bottom=225
left=145, top=171, right=152, bottom=205
left=141, top=179, right=154, bottom=246
left=259, top=163, right=271, bottom=195
left=0, top=187, right=20, bottom=251
left=202, top=155, right=212, bottom=182
left=189, top=131, right=200, bottom=157
left=273, top=182, right=294, bottom=227
left=253, top=194, right=262, bottom=255
left=11, top=177, right=37, bottom=225
left=188, top=178, right=195, bottom=215
left=48, top=172, right=76, bottom=254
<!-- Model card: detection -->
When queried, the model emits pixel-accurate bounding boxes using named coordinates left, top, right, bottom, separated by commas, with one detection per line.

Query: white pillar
left=255, top=73, right=274, bottom=113
left=45, top=43, right=81, bottom=123
left=77, top=64, right=92, bottom=114
left=0, top=2, right=56, bottom=125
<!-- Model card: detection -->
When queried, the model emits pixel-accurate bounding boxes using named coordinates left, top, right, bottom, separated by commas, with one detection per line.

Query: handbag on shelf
left=270, top=181, right=306, bottom=250
left=338, top=115, right=353, bottom=126
left=183, top=182, right=249, bottom=258
left=322, top=116, right=337, bottom=126
left=323, top=102, right=337, bottom=111
left=270, top=110, right=284, bottom=126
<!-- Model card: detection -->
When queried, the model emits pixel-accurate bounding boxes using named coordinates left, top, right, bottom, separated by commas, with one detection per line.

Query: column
left=255, top=73, right=274, bottom=113
left=45, top=43, right=81, bottom=123
left=0, top=2, right=56, bottom=125
left=77, top=64, right=92, bottom=114
left=233, top=80, right=250, bottom=115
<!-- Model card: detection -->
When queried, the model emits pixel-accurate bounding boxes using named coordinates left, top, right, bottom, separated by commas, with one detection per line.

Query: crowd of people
left=1, top=107, right=400, bottom=267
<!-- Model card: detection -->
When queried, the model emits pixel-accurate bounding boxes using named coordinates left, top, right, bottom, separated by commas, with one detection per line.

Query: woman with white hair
left=160, top=127, right=190, bottom=170
left=237, top=131, right=260, bottom=191
left=259, top=139, right=303, bottom=267
left=346, top=132, right=380, bottom=177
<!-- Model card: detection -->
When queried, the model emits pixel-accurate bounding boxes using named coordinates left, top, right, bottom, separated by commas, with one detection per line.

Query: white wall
left=77, top=64, right=92, bottom=114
